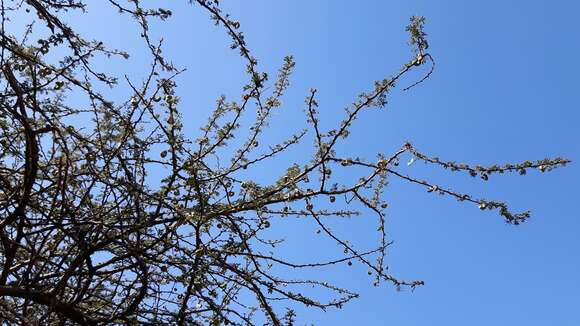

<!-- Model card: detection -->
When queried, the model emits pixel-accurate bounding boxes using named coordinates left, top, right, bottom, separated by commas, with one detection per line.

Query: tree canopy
left=0, top=1, right=569, bottom=325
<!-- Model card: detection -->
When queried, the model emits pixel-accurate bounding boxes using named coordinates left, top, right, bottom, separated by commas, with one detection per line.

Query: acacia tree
left=0, top=1, right=569, bottom=325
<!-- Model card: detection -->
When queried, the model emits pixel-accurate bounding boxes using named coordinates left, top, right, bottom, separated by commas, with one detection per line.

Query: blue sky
left=170, top=2, right=579, bottom=324
left=16, top=1, right=580, bottom=324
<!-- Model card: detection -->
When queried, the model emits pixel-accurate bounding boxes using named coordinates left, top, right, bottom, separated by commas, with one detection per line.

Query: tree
left=0, top=1, right=569, bottom=325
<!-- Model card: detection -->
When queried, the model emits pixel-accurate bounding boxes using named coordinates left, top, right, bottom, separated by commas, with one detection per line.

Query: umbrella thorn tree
left=0, top=1, right=569, bottom=325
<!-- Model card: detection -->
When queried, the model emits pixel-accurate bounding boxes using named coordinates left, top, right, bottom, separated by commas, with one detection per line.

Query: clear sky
left=171, top=2, right=580, bottom=324
left=18, top=1, right=580, bottom=325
